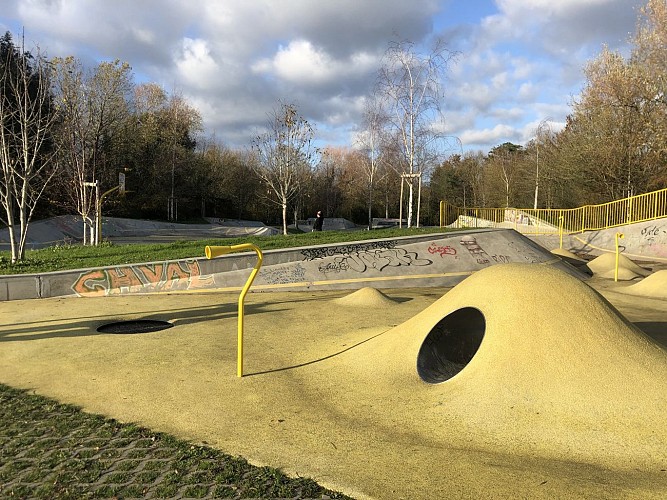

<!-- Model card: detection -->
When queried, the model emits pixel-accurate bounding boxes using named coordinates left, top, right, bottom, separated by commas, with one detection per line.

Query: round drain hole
left=417, top=307, right=485, bottom=384
left=96, top=320, right=173, bottom=334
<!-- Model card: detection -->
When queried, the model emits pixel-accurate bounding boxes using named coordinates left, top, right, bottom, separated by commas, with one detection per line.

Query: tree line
left=1, top=0, right=666, bottom=263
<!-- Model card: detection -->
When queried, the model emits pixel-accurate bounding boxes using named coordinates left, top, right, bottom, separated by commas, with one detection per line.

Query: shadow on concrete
left=244, top=327, right=393, bottom=377
left=0, top=302, right=283, bottom=342
left=634, top=321, right=667, bottom=348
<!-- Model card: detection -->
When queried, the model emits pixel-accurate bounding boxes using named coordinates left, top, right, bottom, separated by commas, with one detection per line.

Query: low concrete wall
left=0, top=229, right=587, bottom=301
left=528, top=219, right=667, bottom=262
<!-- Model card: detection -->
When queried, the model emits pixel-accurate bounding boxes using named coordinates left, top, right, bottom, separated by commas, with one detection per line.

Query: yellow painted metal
left=558, top=216, right=564, bottom=249
left=205, top=244, right=264, bottom=378
left=614, top=233, right=624, bottom=282
left=439, top=200, right=444, bottom=228
left=440, top=187, right=667, bottom=235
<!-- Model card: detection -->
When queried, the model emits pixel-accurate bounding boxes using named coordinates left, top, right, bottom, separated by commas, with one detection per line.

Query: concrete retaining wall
left=527, top=219, right=667, bottom=262
left=0, top=229, right=587, bottom=301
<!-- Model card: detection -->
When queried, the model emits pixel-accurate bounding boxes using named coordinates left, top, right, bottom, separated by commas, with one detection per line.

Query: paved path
left=1, top=277, right=666, bottom=499
left=0, top=384, right=347, bottom=499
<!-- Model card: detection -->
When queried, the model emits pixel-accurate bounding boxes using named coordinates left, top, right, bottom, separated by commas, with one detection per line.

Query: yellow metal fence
left=440, top=187, right=667, bottom=235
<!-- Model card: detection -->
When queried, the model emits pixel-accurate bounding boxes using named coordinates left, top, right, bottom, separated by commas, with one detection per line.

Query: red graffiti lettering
left=428, top=243, right=457, bottom=257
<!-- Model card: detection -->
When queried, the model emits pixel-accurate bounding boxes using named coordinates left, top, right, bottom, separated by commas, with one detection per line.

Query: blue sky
left=0, top=0, right=646, bottom=154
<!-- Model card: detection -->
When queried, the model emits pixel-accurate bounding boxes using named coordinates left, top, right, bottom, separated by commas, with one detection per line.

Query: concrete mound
left=622, top=270, right=667, bottom=299
left=333, top=287, right=397, bottom=307
left=550, top=247, right=584, bottom=261
left=588, top=252, right=650, bottom=279
left=334, top=263, right=667, bottom=469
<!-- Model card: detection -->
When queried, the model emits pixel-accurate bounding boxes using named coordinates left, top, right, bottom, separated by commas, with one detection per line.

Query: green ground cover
left=0, top=227, right=450, bottom=275
left=0, top=384, right=350, bottom=499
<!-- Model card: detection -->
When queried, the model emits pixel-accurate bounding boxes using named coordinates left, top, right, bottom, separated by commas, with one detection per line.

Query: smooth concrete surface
left=0, top=264, right=666, bottom=499
left=527, top=218, right=667, bottom=262
left=0, top=228, right=584, bottom=300
left=0, top=215, right=280, bottom=250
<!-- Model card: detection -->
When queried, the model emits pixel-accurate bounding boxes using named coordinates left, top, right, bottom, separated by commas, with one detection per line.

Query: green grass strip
left=0, top=227, right=451, bottom=275
left=0, top=383, right=351, bottom=499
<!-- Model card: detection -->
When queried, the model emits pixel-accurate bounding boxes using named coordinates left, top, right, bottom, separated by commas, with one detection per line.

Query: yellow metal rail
left=440, top=187, right=667, bottom=235
left=205, top=244, right=263, bottom=378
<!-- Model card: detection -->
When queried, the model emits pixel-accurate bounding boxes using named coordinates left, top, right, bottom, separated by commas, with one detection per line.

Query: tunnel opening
left=96, top=320, right=173, bottom=334
left=417, top=307, right=485, bottom=384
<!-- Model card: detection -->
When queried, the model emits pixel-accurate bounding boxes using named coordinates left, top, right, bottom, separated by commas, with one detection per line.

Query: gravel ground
left=0, top=384, right=350, bottom=499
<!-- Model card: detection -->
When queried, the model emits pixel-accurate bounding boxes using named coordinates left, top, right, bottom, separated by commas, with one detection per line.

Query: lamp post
left=534, top=118, right=552, bottom=210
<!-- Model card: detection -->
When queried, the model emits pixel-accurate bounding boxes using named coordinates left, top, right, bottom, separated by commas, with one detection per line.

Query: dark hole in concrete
left=96, top=320, right=173, bottom=334
left=417, top=307, right=485, bottom=384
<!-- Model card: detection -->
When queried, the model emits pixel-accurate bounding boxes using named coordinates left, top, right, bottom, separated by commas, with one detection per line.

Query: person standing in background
left=313, top=210, right=324, bottom=231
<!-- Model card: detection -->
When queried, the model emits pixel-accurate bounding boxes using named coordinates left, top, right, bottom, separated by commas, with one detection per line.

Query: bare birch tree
left=251, top=102, right=316, bottom=235
left=376, top=38, right=456, bottom=227
left=356, top=95, right=388, bottom=230
left=0, top=33, right=58, bottom=263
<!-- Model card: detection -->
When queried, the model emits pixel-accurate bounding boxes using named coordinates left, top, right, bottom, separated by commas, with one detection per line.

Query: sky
left=0, top=0, right=647, bottom=155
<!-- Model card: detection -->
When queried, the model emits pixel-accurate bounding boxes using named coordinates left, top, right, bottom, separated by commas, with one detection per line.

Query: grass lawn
left=0, top=226, right=451, bottom=275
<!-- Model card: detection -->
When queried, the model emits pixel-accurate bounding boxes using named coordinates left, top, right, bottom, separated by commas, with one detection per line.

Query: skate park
left=0, top=216, right=666, bottom=498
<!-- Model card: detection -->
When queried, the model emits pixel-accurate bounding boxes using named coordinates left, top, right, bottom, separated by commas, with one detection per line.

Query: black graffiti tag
left=327, top=248, right=432, bottom=274
left=261, top=263, right=307, bottom=285
left=302, top=240, right=397, bottom=261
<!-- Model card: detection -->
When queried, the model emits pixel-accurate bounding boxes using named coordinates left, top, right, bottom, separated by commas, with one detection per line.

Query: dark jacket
left=313, top=214, right=324, bottom=231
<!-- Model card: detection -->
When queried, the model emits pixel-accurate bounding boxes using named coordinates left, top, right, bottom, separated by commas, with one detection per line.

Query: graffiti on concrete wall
left=261, top=263, right=307, bottom=285
left=318, top=247, right=432, bottom=274
left=491, top=254, right=511, bottom=263
left=460, top=235, right=491, bottom=264
left=301, top=240, right=397, bottom=261
left=641, top=224, right=666, bottom=245
left=72, top=260, right=214, bottom=297
left=507, top=241, right=541, bottom=263
left=428, top=243, right=457, bottom=257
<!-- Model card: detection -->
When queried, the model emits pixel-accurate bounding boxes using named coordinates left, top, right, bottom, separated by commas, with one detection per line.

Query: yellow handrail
left=440, top=187, right=667, bottom=234
left=205, top=244, right=263, bottom=378
left=614, top=233, right=624, bottom=282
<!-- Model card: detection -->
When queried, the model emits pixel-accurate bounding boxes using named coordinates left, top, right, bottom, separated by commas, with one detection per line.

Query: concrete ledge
left=0, top=229, right=588, bottom=301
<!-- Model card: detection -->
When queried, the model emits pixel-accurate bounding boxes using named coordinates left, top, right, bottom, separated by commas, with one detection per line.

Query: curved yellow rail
left=205, top=244, right=263, bottom=377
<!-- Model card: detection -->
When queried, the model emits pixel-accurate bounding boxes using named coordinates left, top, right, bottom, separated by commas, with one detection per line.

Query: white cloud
left=175, top=38, right=220, bottom=90
left=253, top=40, right=378, bottom=87
left=0, top=0, right=643, bottom=153
left=459, top=124, right=519, bottom=147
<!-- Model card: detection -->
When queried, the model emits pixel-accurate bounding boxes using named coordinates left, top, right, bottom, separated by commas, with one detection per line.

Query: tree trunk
left=282, top=201, right=288, bottom=235
left=5, top=204, right=17, bottom=264
left=407, top=180, right=414, bottom=228
left=367, top=177, right=374, bottom=231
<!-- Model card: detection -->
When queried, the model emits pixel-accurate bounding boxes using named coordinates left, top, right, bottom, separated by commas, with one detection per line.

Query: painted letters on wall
left=72, top=260, right=214, bottom=297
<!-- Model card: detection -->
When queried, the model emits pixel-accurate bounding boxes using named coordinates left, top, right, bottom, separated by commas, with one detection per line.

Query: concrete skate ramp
left=621, top=269, right=667, bottom=299
left=1, top=264, right=666, bottom=498
left=333, top=286, right=398, bottom=307
left=0, top=215, right=279, bottom=249
left=2, top=228, right=590, bottom=300
left=587, top=252, right=650, bottom=280
left=337, top=264, right=667, bottom=470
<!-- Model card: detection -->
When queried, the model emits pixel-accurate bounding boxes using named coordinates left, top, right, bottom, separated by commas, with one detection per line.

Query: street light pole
left=534, top=118, right=552, bottom=210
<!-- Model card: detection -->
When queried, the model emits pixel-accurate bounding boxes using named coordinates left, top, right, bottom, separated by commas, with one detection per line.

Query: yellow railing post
left=614, top=233, right=624, bottom=282
left=205, top=244, right=263, bottom=378
left=439, top=200, right=444, bottom=228
left=558, top=216, right=564, bottom=249
left=439, top=188, right=667, bottom=235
